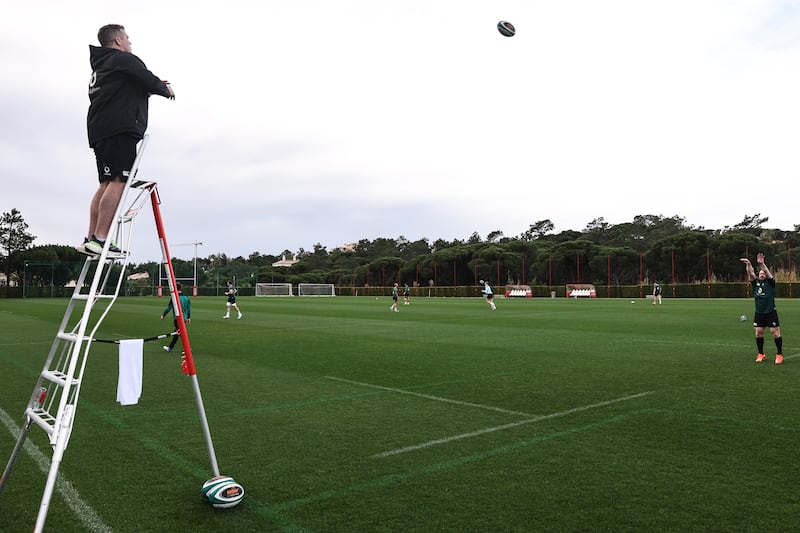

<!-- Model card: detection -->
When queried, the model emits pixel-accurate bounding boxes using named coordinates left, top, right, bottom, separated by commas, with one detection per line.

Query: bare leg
left=87, top=182, right=108, bottom=239
left=94, top=179, right=125, bottom=240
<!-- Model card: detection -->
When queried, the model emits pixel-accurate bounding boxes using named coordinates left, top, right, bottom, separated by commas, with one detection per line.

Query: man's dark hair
left=97, top=24, right=125, bottom=47
left=176, top=282, right=182, bottom=292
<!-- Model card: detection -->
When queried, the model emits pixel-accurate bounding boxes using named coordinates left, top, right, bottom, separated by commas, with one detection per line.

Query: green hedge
left=3, top=283, right=798, bottom=299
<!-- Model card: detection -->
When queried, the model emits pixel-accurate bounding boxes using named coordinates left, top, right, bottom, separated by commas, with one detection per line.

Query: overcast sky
left=2, top=1, right=799, bottom=263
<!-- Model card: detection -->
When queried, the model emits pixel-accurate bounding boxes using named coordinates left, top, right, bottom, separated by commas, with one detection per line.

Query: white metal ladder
left=0, top=135, right=222, bottom=532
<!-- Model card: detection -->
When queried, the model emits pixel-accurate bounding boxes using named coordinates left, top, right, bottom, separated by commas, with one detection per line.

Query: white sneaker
left=222, top=315, right=229, bottom=319
left=162, top=346, right=172, bottom=352
left=76, top=238, right=94, bottom=255
left=84, top=236, right=126, bottom=259
left=237, top=314, right=243, bottom=319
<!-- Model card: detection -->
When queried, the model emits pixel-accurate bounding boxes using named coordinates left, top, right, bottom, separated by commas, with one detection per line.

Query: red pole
left=149, top=188, right=194, bottom=376
left=149, top=184, right=222, bottom=478
left=639, top=253, right=643, bottom=299
left=706, top=248, right=711, bottom=298
left=549, top=256, right=552, bottom=293
left=671, top=249, right=675, bottom=298
left=416, top=263, right=419, bottom=287
left=789, top=243, right=793, bottom=298
left=745, top=244, right=749, bottom=297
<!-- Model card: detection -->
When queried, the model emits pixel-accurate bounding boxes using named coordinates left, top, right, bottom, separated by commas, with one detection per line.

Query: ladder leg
left=33, top=419, right=70, bottom=533
left=0, top=137, right=152, bottom=529
left=0, top=418, right=34, bottom=496
left=150, top=187, right=222, bottom=477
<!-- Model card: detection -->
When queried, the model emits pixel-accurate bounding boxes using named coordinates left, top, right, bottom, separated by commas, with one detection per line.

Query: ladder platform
left=82, top=255, right=129, bottom=263
left=71, top=293, right=117, bottom=301
left=131, top=179, right=156, bottom=189
left=56, top=332, right=91, bottom=343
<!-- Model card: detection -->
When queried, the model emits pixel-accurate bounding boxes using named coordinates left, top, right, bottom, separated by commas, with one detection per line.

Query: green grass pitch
left=1, top=295, right=798, bottom=531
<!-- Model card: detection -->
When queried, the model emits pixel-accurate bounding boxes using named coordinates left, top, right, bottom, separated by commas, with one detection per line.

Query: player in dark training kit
left=741, top=253, right=784, bottom=364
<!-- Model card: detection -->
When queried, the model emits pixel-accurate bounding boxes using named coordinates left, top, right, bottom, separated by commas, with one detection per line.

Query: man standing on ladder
left=78, top=24, right=175, bottom=256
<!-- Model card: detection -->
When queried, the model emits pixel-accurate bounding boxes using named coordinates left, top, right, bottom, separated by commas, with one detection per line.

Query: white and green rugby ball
left=201, top=475, right=244, bottom=509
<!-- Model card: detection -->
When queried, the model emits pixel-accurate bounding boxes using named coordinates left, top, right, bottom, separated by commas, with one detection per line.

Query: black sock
left=757, top=337, right=765, bottom=354
left=775, top=336, right=783, bottom=355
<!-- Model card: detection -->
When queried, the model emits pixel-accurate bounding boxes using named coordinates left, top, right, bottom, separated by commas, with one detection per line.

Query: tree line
left=2, top=209, right=799, bottom=293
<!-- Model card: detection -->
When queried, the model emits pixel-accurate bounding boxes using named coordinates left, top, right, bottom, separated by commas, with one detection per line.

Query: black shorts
left=754, top=310, right=780, bottom=328
left=94, top=134, right=139, bottom=183
left=486, top=293, right=494, bottom=300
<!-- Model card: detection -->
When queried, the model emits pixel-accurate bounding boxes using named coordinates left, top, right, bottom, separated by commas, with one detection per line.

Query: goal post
left=256, top=283, right=293, bottom=297
left=298, top=283, right=336, bottom=296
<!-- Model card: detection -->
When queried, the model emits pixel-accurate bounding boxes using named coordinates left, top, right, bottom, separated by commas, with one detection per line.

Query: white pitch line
left=372, top=391, right=654, bottom=458
left=0, top=408, right=112, bottom=533
left=325, top=376, right=537, bottom=418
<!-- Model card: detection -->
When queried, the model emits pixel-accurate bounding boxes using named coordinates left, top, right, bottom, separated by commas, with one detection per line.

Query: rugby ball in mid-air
left=201, top=475, right=244, bottom=509
left=497, top=21, right=515, bottom=37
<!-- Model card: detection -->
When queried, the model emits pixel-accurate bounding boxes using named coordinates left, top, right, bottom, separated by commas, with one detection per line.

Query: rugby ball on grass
left=201, top=475, right=244, bottom=509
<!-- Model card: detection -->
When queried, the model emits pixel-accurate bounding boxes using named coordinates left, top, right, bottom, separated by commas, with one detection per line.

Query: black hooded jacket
left=87, top=45, right=172, bottom=147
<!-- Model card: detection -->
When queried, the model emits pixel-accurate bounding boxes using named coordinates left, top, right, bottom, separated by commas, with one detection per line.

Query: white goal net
left=298, top=283, right=336, bottom=296
left=256, top=283, right=293, bottom=297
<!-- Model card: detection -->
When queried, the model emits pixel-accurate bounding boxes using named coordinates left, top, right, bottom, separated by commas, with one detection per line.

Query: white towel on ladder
left=117, top=339, right=144, bottom=406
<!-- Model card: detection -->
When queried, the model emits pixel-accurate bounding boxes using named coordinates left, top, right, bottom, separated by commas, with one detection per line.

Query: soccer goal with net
left=298, top=283, right=336, bottom=296
left=504, top=285, right=533, bottom=298
left=566, top=284, right=597, bottom=298
left=256, top=283, right=293, bottom=297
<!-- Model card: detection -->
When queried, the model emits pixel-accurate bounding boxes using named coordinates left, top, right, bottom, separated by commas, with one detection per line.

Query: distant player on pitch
left=403, top=283, right=411, bottom=305
left=160, top=282, right=191, bottom=352
left=480, top=280, right=497, bottom=310
left=223, top=280, right=243, bottom=319
left=741, top=253, right=783, bottom=364
left=390, top=283, right=400, bottom=312
left=652, top=282, right=663, bottom=305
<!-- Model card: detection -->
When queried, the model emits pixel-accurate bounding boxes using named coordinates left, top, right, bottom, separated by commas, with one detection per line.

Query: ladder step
left=24, top=408, right=56, bottom=436
left=56, top=331, right=90, bottom=343
left=41, top=370, right=80, bottom=388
